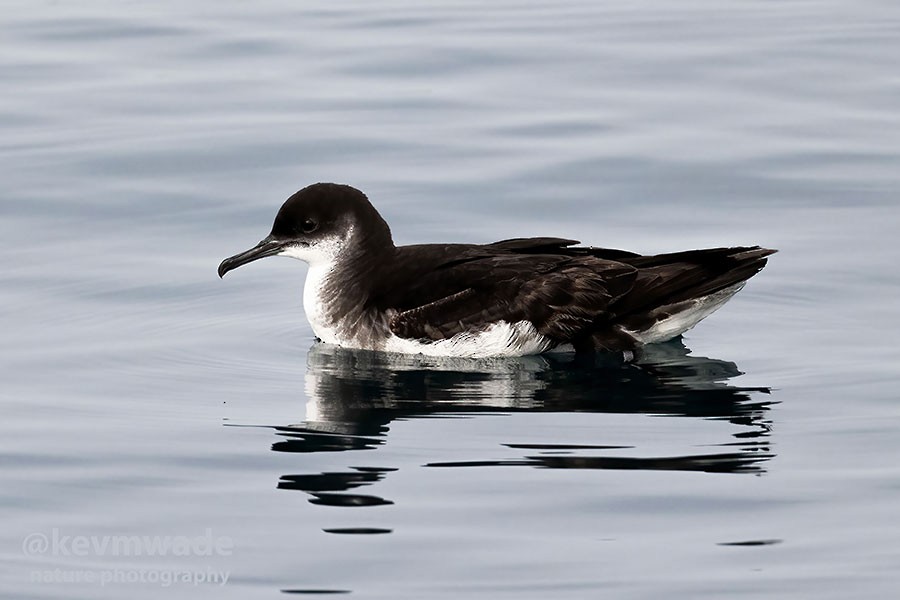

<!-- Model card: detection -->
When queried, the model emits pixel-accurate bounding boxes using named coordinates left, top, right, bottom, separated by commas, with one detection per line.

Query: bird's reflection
left=270, top=340, right=775, bottom=510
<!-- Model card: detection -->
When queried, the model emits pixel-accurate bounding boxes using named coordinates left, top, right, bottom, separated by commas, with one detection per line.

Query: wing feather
left=386, top=254, right=637, bottom=342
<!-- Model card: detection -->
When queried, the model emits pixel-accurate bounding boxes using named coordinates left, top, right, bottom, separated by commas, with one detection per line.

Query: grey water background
left=3, top=0, right=899, bottom=598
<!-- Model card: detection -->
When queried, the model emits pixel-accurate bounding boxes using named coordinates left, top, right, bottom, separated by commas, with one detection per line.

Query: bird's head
left=218, top=183, right=391, bottom=278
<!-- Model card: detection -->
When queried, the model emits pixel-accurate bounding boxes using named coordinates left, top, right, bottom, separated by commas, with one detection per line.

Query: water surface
left=2, top=1, right=899, bottom=598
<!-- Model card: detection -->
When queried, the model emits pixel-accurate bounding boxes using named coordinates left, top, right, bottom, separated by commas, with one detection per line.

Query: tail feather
left=610, top=246, right=775, bottom=341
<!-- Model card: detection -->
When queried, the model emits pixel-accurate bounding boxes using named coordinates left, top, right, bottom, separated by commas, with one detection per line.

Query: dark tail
left=614, top=246, right=774, bottom=305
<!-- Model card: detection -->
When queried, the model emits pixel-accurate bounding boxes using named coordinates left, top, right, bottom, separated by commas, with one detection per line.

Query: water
left=2, top=1, right=899, bottom=597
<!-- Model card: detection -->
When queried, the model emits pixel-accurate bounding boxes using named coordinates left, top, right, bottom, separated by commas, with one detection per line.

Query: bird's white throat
left=278, top=230, right=354, bottom=346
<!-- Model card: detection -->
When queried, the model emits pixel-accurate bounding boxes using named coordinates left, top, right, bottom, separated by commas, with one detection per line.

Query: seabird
left=219, top=183, right=775, bottom=358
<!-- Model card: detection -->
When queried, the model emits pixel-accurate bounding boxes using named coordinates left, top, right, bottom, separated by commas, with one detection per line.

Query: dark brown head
left=218, top=183, right=393, bottom=278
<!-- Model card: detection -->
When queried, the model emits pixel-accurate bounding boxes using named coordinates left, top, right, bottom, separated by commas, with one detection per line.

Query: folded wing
left=387, top=249, right=636, bottom=342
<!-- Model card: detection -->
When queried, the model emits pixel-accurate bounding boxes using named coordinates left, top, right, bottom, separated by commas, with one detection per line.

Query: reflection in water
left=268, top=340, right=775, bottom=513
left=426, top=452, right=769, bottom=474
left=277, top=467, right=397, bottom=508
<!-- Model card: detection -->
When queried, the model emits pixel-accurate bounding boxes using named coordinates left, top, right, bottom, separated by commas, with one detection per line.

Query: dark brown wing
left=384, top=251, right=636, bottom=342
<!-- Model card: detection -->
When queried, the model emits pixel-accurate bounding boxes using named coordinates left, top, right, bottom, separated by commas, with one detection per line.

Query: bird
left=218, top=183, right=775, bottom=358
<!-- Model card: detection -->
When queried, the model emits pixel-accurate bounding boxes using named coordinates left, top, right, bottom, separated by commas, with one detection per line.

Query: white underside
left=307, top=307, right=555, bottom=358
left=305, top=281, right=745, bottom=358
left=623, top=282, right=745, bottom=345
left=382, top=320, right=556, bottom=358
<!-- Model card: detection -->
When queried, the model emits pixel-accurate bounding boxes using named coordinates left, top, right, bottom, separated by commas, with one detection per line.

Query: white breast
left=279, top=231, right=351, bottom=346
left=302, top=262, right=343, bottom=345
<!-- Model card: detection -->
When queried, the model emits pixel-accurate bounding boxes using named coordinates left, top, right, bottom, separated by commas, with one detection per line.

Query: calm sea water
left=3, top=1, right=899, bottom=598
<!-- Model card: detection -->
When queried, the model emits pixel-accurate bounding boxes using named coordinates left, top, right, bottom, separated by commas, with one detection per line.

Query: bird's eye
left=300, top=219, right=318, bottom=233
